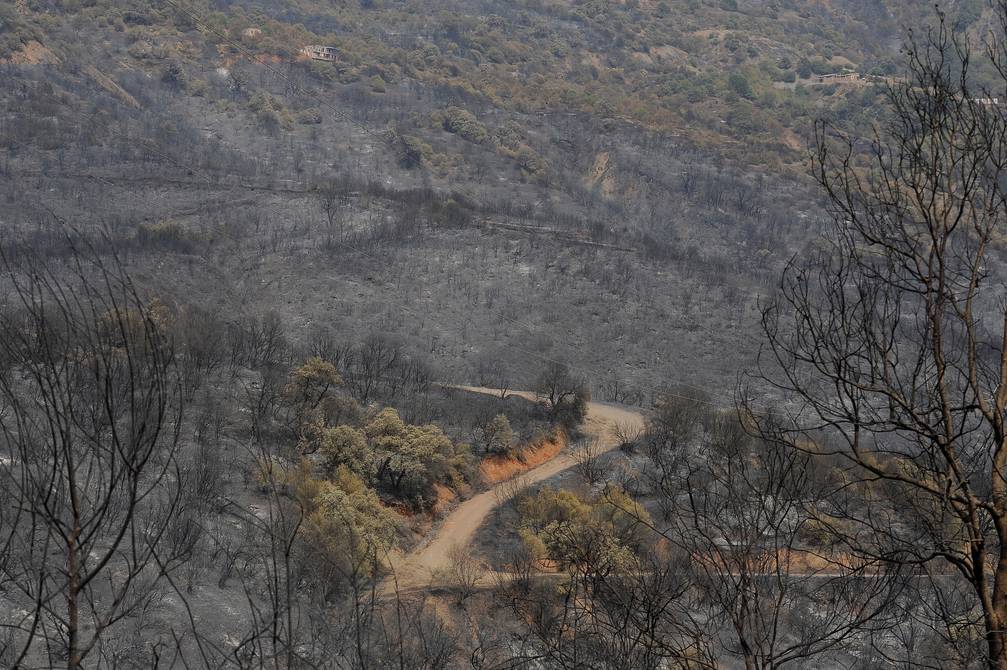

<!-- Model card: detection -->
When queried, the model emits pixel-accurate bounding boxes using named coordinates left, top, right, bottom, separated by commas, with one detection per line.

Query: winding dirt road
left=389, top=386, right=646, bottom=590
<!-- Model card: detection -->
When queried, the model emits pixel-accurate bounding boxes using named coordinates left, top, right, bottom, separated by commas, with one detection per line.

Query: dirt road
left=389, top=386, right=646, bottom=590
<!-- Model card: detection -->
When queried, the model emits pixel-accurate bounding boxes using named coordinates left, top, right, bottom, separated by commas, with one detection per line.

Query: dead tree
left=0, top=236, right=185, bottom=669
left=572, top=437, right=605, bottom=485
left=749, top=6, right=1007, bottom=668
left=446, top=543, right=485, bottom=605
left=504, top=535, right=717, bottom=669
left=655, top=413, right=900, bottom=668
left=316, top=180, right=348, bottom=244
left=345, top=334, right=402, bottom=404
left=534, top=360, right=588, bottom=428
left=475, top=351, right=512, bottom=399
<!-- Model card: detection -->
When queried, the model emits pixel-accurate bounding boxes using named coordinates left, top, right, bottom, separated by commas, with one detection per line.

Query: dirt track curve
left=388, top=386, right=646, bottom=591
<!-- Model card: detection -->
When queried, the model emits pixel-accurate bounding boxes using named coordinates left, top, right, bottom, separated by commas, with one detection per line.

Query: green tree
left=320, top=425, right=369, bottom=476
left=285, top=356, right=342, bottom=415
left=366, top=408, right=466, bottom=506
left=284, top=356, right=342, bottom=443
left=727, top=72, right=752, bottom=99
left=303, top=467, right=400, bottom=582
left=482, top=413, right=514, bottom=454
left=365, top=407, right=406, bottom=440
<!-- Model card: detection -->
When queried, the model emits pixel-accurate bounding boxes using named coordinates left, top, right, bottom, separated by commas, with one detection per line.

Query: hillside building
left=300, top=45, right=338, bottom=62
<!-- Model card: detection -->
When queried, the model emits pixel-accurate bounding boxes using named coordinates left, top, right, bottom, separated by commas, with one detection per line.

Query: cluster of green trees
left=516, top=486, right=650, bottom=575
left=248, top=92, right=295, bottom=132
left=282, top=357, right=474, bottom=510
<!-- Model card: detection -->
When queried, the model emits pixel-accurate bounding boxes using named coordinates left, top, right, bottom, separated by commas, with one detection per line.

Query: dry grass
left=479, top=432, right=567, bottom=485
left=2, top=40, right=60, bottom=65
left=431, top=483, right=458, bottom=515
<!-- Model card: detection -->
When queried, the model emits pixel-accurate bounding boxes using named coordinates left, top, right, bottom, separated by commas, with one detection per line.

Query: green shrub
left=296, top=108, right=323, bottom=124
left=441, top=107, right=489, bottom=144
left=727, top=72, right=753, bottom=99
left=515, top=144, right=548, bottom=179
left=248, top=92, right=293, bottom=131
